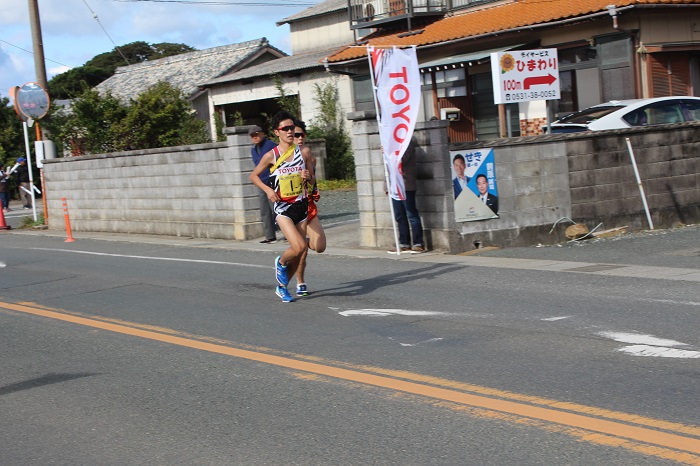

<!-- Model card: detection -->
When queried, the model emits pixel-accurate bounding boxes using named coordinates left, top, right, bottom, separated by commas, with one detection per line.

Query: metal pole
left=545, top=100, right=553, bottom=134
left=506, top=105, right=512, bottom=137
left=22, top=121, right=38, bottom=222
left=625, top=137, right=654, bottom=230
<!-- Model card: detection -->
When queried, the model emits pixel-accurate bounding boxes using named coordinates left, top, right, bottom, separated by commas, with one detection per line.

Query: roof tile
left=326, top=0, right=700, bottom=62
left=96, top=38, right=284, bottom=99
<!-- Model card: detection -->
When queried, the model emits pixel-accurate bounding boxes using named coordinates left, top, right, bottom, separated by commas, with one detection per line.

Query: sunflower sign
left=490, top=49, right=560, bottom=105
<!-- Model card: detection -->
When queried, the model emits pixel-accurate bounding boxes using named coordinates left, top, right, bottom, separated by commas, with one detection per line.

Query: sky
left=0, top=0, right=315, bottom=102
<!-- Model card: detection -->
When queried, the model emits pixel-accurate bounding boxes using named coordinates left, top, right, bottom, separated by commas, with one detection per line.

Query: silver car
left=548, top=96, right=700, bottom=133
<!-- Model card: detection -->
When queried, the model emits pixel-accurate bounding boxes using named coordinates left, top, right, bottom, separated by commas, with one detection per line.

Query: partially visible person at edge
left=249, top=125, right=278, bottom=244
left=452, top=154, right=469, bottom=199
left=0, top=165, right=10, bottom=212
left=249, top=111, right=314, bottom=303
left=15, top=157, right=32, bottom=209
left=292, top=119, right=326, bottom=297
left=387, top=141, right=425, bottom=254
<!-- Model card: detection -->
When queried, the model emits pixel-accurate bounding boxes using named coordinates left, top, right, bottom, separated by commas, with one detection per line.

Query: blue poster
left=450, top=148, right=499, bottom=222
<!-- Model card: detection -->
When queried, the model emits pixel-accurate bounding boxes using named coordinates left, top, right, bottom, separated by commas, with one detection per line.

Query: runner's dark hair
left=271, top=111, right=297, bottom=130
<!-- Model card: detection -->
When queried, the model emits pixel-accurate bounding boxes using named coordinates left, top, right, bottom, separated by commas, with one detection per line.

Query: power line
left=114, top=0, right=317, bottom=6
left=0, top=39, right=72, bottom=69
left=82, top=0, right=131, bottom=66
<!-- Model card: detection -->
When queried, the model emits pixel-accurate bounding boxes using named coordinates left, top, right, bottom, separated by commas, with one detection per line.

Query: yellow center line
left=2, top=300, right=699, bottom=464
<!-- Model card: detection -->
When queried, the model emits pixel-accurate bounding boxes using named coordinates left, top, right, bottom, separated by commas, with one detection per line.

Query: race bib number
left=279, top=173, right=303, bottom=198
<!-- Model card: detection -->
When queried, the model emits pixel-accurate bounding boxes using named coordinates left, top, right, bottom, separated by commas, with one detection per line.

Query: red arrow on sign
left=523, top=74, right=557, bottom=89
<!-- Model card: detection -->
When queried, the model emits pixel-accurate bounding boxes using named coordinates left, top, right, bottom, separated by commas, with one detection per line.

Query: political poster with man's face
left=450, top=148, right=499, bottom=222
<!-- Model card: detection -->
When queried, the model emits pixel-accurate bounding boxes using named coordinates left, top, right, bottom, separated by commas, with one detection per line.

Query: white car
left=548, top=96, right=700, bottom=133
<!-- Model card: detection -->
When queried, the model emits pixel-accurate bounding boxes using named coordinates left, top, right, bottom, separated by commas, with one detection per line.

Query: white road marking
left=597, top=331, right=687, bottom=347
left=0, top=262, right=6, bottom=268
left=29, top=248, right=268, bottom=268
left=597, top=331, right=699, bottom=359
left=398, top=338, right=444, bottom=347
left=618, top=345, right=700, bottom=358
left=639, top=297, right=700, bottom=307
left=541, top=316, right=571, bottom=321
left=338, top=309, right=450, bottom=317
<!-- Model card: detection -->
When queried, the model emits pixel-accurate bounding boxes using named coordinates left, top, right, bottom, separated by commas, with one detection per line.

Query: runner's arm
left=301, top=146, right=315, bottom=186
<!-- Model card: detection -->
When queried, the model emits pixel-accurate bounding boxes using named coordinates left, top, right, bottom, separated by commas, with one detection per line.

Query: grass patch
left=317, top=179, right=357, bottom=191
left=19, top=213, right=45, bottom=229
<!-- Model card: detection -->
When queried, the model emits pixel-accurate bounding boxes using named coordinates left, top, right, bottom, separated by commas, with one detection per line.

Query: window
left=682, top=99, right=700, bottom=121
left=352, top=75, right=374, bottom=112
left=622, top=102, right=684, bottom=126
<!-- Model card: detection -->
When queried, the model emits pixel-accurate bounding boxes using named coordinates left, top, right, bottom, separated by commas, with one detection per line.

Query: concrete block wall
left=566, top=123, right=700, bottom=230
left=349, top=110, right=700, bottom=252
left=348, top=111, right=452, bottom=250
left=43, top=126, right=264, bottom=240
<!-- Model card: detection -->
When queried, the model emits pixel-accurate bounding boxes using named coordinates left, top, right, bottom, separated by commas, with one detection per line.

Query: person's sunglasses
left=277, top=125, right=295, bottom=132
left=294, top=132, right=305, bottom=138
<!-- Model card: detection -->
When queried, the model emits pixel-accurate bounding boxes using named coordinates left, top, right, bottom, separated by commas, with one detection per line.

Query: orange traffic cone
left=62, top=197, right=75, bottom=242
left=0, top=207, right=10, bottom=230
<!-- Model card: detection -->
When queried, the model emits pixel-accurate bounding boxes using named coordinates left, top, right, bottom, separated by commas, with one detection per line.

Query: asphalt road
left=1, top=222, right=698, bottom=465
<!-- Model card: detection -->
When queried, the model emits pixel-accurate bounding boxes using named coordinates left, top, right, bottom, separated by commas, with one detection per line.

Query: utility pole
left=27, top=0, right=48, bottom=89
left=27, top=0, right=50, bottom=222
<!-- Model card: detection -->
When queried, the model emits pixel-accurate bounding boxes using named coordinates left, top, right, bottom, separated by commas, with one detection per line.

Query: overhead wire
left=0, top=39, right=72, bottom=69
left=2, top=0, right=311, bottom=93
left=82, top=0, right=131, bottom=66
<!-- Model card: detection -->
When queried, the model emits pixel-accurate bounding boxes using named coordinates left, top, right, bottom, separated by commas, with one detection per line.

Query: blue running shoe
left=296, top=284, right=309, bottom=297
left=275, top=255, right=288, bottom=286
left=276, top=285, right=294, bottom=303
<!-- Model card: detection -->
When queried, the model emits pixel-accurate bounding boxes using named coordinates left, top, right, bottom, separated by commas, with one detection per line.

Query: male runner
left=292, top=120, right=326, bottom=296
left=249, top=111, right=314, bottom=303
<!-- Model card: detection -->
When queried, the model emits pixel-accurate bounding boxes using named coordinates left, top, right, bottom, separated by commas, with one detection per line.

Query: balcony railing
left=348, top=0, right=447, bottom=30
left=348, top=0, right=500, bottom=30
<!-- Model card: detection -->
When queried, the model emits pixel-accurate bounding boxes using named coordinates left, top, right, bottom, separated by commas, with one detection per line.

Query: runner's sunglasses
left=277, top=125, right=295, bottom=132
left=294, top=132, right=305, bottom=138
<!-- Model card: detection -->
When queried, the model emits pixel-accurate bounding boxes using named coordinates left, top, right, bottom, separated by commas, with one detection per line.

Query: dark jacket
left=0, top=170, right=9, bottom=193
left=251, top=138, right=277, bottom=184
left=15, top=164, right=30, bottom=183
left=401, top=143, right=417, bottom=191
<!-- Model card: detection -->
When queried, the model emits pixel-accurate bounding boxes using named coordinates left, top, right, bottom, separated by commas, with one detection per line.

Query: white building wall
left=289, top=12, right=355, bottom=54
left=210, top=72, right=354, bottom=133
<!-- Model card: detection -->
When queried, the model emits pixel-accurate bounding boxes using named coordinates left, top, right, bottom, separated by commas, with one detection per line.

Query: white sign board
left=491, top=49, right=560, bottom=104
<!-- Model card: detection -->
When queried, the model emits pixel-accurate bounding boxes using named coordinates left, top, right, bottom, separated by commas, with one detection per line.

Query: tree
left=307, top=80, right=355, bottom=180
left=115, top=82, right=208, bottom=150
left=48, top=42, right=196, bottom=99
left=0, top=97, right=25, bottom=169
left=272, top=75, right=300, bottom=116
left=43, top=82, right=209, bottom=155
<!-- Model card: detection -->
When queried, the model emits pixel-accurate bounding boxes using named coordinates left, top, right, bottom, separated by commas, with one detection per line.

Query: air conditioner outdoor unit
left=362, top=0, right=384, bottom=21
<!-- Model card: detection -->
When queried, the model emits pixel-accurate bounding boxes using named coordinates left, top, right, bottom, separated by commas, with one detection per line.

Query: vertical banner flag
left=369, top=46, right=421, bottom=200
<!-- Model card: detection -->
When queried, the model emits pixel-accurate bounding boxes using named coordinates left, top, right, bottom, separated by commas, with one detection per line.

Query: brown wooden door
left=438, top=96, right=473, bottom=142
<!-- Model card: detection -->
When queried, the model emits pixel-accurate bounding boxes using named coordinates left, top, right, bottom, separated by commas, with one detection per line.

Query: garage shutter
left=650, top=53, right=691, bottom=96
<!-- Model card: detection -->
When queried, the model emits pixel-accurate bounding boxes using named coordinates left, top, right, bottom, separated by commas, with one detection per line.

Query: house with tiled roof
left=197, top=0, right=358, bottom=134
left=321, top=0, right=700, bottom=141
left=95, top=38, right=287, bottom=137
